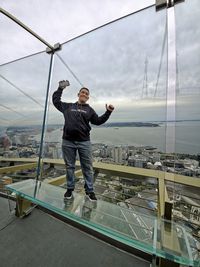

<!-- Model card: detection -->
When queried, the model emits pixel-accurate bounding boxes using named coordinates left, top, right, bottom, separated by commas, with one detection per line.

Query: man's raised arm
left=90, top=104, right=114, bottom=125
left=52, top=80, right=70, bottom=112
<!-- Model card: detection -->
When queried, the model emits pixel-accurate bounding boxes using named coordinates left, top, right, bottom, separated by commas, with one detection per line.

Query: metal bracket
left=15, top=195, right=36, bottom=218
left=164, top=201, right=172, bottom=220
left=156, top=0, right=185, bottom=11
left=46, top=43, right=62, bottom=54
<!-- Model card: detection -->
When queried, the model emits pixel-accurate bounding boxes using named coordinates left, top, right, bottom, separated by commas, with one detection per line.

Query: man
left=52, top=80, right=114, bottom=201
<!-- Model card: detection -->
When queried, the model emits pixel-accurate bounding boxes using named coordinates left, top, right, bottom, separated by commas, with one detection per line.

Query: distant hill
left=95, top=122, right=160, bottom=128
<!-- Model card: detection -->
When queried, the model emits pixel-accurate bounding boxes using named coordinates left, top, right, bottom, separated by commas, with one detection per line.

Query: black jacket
left=52, top=88, right=112, bottom=141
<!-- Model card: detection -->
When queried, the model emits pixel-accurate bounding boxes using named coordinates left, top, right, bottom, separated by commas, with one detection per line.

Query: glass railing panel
left=5, top=179, right=199, bottom=266
left=39, top=53, right=84, bottom=183
left=39, top=5, right=170, bottom=259
left=42, top=53, right=83, bottom=159
left=175, top=0, right=200, bottom=177
left=174, top=0, right=200, bottom=250
left=44, top=5, right=167, bottom=175
left=0, top=52, right=51, bottom=189
left=156, top=218, right=197, bottom=266
left=4, top=179, right=158, bottom=255
left=40, top=5, right=167, bottom=223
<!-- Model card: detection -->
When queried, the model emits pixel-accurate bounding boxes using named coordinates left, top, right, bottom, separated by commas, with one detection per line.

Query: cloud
left=0, top=0, right=154, bottom=64
left=0, top=0, right=199, bottom=126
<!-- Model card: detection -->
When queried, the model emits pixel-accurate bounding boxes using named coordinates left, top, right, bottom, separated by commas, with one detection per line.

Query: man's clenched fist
left=59, top=80, right=70, bottom=89
left=106, top=104, right=114, bottom=112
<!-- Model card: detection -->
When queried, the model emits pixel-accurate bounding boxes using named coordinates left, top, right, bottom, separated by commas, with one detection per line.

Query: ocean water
left=90, top=121, right=200, bottom=155
left=3, top=121, right=199, bottom=155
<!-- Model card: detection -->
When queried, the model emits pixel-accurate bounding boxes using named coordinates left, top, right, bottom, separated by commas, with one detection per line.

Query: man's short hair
left=79, top=87, right=90, bottom=94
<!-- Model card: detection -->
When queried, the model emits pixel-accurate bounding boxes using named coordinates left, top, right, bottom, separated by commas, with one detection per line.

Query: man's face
left=78, top=89, right=89, bottom=103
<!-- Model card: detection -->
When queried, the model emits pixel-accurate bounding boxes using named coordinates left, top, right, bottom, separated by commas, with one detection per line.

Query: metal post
left=34, top=52, right=54, bottom=196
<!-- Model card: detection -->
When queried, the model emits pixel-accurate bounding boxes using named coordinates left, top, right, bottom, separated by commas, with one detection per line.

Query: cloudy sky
left=0, top=0, right=199, bottom=127
left=0, top=0, right=154, bottom=64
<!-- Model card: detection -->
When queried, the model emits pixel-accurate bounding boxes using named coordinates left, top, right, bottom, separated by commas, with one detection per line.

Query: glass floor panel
left=6, top=179, right=199, bottom=266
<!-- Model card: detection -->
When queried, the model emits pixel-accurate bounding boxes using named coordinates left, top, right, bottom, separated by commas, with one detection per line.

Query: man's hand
left=59, top=80, right=70, bottom=89
left=106, top=104, right=114, bottom=112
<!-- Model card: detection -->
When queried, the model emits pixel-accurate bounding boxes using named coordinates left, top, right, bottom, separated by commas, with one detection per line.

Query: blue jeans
left=62, top=139, right=94, bottom=193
